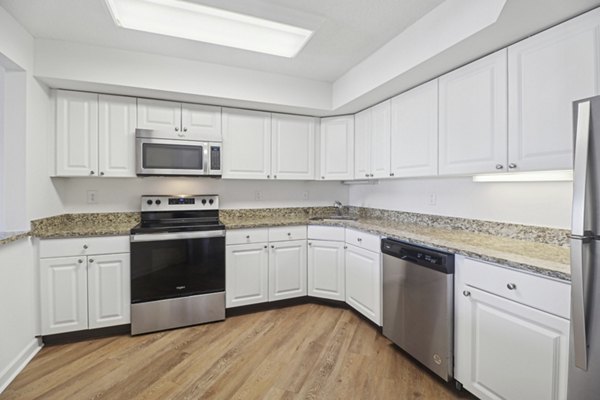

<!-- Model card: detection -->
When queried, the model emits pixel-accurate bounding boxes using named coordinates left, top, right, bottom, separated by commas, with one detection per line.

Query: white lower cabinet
left=226, top=242, right=269, bottom=308
left=345, top=243, right=381, bottom=325
left=307, top=240, right=345, bottom=301
left=39, top=236, right=131, bottom=335
left=269, top=240, right=307, bottom=301
left=455, top=257, right=570, bottom=400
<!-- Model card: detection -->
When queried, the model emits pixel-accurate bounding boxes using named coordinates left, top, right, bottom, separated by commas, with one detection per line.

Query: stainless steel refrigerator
left=568, top=97, right=600, bottom=399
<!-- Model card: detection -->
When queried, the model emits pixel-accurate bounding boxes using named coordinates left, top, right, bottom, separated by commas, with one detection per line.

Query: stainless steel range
left=129, top=195, right=225, bottom=335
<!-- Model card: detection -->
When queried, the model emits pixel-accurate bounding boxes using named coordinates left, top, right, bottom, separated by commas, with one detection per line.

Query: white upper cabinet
left=354, top=101, right=392, bottom=179
left=508, top=10, right=600, bottom=172
left=271, top=114, right=316, bottom=180
left=439, top=49, right=508, bottom=175
left=222, top=108, right=272, bottom=179
left=390, top=80, right=439, bottom=178
left=98, top=95, right=136, bottom=177
left=56, top=90, right=99, bottom=177
left=137, top=98, right=181, bottom=134
left=318, top=116, right=354, bottom=180
left=181, top=103, right=222, bottom=141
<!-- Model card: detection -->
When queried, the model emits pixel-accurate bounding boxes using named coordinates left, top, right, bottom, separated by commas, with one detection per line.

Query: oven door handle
left=130, top=230, right=226, bottom=242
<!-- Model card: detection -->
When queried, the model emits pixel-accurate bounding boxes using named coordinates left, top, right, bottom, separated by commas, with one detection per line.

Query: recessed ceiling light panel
left=104, top=0, right=314, bottom=57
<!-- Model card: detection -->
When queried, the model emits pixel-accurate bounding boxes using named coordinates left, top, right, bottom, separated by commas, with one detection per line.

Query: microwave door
left=137, top=138, right=207, bottom=176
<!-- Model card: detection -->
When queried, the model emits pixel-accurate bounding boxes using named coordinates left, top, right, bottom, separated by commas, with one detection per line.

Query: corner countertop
left=0, top=231, right=30, bottom=246
left=30, top=213, right=139, bottom=239
left=221, top=216, right=571, bottom=282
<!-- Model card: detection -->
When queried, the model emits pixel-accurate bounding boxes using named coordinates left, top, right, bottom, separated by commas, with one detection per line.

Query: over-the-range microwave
left=135, top=129, right=221, bottom=177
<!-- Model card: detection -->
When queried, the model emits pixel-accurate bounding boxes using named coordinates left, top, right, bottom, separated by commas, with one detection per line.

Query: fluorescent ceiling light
left=104, top=0, right=314, bottom=57
left=472, top=170, right=573, bottom=182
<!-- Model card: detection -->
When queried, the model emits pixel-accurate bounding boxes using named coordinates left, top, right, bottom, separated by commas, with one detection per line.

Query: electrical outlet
left=429, top=193, right=437, bottom=206
left=87, top=190, right=98, bottom=204
left=254, top=191, right=262, bottom=201
left=302, top=191, right=309, bottom=200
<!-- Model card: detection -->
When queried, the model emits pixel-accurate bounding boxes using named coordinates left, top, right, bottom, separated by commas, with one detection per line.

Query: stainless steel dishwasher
left=381, top=238, right=455, bottom=381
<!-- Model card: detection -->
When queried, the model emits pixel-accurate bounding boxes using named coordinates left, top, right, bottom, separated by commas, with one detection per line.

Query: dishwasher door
left=382, top=239, right=454, bottom=381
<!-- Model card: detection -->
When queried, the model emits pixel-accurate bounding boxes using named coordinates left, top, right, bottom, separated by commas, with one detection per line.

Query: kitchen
left=0, top=0, right=597, bottom=399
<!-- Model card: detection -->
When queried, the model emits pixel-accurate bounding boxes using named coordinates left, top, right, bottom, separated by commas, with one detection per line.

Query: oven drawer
left=226, top=228, right=269, bottom=245
left=39, top=236, right=130, bottom=258
left=345, top=229, right=381, bottom=253
left=269, top=226, right=307, bottom=242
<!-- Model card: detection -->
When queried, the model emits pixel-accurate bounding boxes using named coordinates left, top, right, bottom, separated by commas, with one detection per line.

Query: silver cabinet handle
left=83, top=244, right=88, bottom=249
left=78, top=259, right=83, bottom=264
left=506, top=283, right=517, bottom=290
left=495, top=164, right=504, bottom=170
left=508, top=163, right=517, bottom=169
left=89, top=259, right=94, bottom=263
left=463, top=290, right=471, bottom=297
left=175, top=127, right=179, bottom=132
left=90, top=170, right=95, bottom=175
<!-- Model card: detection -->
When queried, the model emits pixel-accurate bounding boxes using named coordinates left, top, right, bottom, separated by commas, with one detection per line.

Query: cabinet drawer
left=269, top=226, right=307, bottom=242
left=39, top=236, right=129, bottom=258
left=345, top=229, right=381, bottom=253
left=461, top=257, right=570, bottom=319
left=226, top=228, right=269, bottom=245
left=308, top=226, right=345, bottom=241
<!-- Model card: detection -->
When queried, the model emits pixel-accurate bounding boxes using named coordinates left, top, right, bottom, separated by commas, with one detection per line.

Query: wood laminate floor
left=1, top=303, right=475, bottom=400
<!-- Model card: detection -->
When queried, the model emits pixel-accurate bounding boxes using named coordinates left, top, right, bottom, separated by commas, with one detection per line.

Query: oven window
left=131, top=236, right=225, bottom=303
left=143, top=143, right=204, bottom=170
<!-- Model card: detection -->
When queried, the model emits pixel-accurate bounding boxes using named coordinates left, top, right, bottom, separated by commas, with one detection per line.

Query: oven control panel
left=141, top=195, right=219, bottom=212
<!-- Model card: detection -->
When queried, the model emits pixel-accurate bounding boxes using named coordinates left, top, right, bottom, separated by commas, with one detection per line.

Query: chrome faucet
left=334, top=200, right=343, bottom=216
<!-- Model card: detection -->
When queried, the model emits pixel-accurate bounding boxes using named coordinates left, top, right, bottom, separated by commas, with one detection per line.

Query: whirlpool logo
left=176, top=286, right=186, bottom=290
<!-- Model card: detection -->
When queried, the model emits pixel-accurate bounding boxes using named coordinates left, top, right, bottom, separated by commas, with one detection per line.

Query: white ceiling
left=0, top=0, right=447, bottom=82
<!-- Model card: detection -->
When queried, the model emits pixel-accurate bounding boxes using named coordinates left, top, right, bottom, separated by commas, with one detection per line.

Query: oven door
left=136, top=137, right=208, bottom=176
left=130, top=230, right=225, bottom=303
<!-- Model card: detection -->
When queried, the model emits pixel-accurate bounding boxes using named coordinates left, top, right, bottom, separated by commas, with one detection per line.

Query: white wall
left=57, top=178, right=348, bottom=213
left=0, top=238, right=41, bottom=393
left=349, top=176, right=572, bottom=229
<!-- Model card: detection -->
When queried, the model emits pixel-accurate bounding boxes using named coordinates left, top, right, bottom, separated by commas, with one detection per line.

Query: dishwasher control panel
left=381, top=238, right=454, bottom=274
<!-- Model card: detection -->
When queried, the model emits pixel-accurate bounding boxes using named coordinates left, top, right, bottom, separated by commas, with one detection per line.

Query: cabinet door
left=354, top=108, right=371, bottom=179
left=439, top=50, right=508, bottom=175
left=345, top=244, right=381, bottom=325
left=508, top=12, right=600, bottom=172
left=226, top=243, right=269, bottom=307
left=137, top=98, right=181, bottom=135
left=222, top=108, right=271, bottom=179
left=40, top=256, right=88, bottom=335
left=271, top=114, right=316, bottom=180
left=56, top=90, right=99, bottom=177
left=98, top=95, right=136, bottom=177
left=269, top=240, right=307, bottom=301
left=391, top=80, right=439, bottom=177
left=319, top=116, right=354, bottom=180
left=455, top=286, right=569, bottom=400
left=307, top=240, right=345, bottom=301
left=181, top=103, right=222, bottom=141
left=87, top=253, right=131, bottom=329
left=370, top=100, right=391, bottom=178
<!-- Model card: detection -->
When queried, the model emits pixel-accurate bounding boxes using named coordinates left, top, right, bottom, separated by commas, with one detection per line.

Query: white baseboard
left=0, top=338, right=43, bottom=394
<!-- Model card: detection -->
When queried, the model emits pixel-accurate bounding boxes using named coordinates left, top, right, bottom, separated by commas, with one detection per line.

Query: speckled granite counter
left=221, top=207, right=571, bottom=282
left=31, top=213, right=139, bottom=239
left=0, top=231, right=30, bottom=246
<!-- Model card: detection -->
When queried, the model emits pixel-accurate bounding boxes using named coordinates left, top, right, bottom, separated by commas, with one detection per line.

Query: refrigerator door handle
left=572, top=100, right=591, bottom=237
left=571, top=238, right=590, bottom=370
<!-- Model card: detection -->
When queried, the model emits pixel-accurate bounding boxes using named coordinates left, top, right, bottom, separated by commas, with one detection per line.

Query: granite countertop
left=221, top=215, right=571, bottom=282
left=30, top=213, right=140, bottom=239
left=0, top=231, right=30, bottom=246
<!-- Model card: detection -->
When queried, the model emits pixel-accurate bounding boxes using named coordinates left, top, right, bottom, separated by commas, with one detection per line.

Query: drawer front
left=307, top=226, right=345, bottom=241
left=226, top=228, right=269, bottom=245
left=269, top=226, right=307, bottom=242
left=345, top=228, right=381, bottom=253
left=39, top=236, right=130, bottom=258
left=461, top=257, right=570, bottom=319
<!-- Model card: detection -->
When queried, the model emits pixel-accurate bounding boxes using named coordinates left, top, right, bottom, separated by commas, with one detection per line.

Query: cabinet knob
left=83, top=244, right=88, bottom=249
left=287, top=232, right=291, bottom=236
left=308, top=242, right=312, bottom=246
left=463, top=290, right=471, bottom=297
left=274, top=175, right=277, bottom=179
left=267, top=175, right=270, bottom=179
left=321, top=176, right=325, bottom=179
left=271, top=245, right=275, bottom=249
left=89, top=259, right=94, bottom=263
left=390, top=173, right=395, bottom=177
left=246, top=235, right=250, bottom=239
left=507, top=283, right=517, bottom=290
left=508, top=163, right=517, bottom=169
left=495, top=164, right=504, bottom=170
left=175, top=127, right=179, bottom=132
left=344, top=245, right=348, bottom=249
left=370, top=174, right=374, bottom=177
left=365, top=174, right=369, bottom=178
left=90, top=170, right=95, bottom=175
left=357, top=238, right=362, bottom=242
left=78, top=259, right=83, bottom=264
left=264, top=245, right=267, bottom=249
left=183, top=127, right=188, bottom=132
left=100, top=172, right=105, bottom=176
